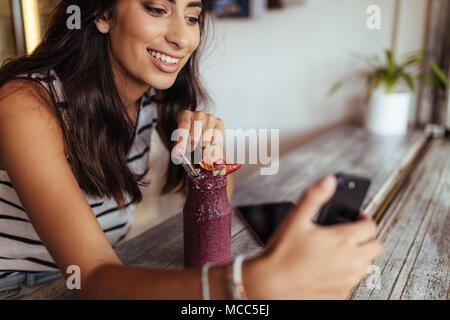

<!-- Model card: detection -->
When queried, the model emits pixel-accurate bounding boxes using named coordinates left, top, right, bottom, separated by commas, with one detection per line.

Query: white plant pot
left=365, top=90, right=411, bottom=135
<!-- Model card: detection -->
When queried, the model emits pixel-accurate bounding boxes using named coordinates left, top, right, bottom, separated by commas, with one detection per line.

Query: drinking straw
left=180, top=154, right=199, bottom=177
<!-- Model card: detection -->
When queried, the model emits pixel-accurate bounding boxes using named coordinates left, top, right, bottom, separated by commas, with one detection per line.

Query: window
left=37, top=0, right=60, bottom=33
left=0, top=1, right=16, bottom=62
left=0, top=0, right=61, bottom=63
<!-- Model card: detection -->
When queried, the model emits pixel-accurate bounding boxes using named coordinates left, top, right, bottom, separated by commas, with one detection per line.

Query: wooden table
left=23, top=125, right=449, bottom=300
left=351, top=137, right=449, bottom=299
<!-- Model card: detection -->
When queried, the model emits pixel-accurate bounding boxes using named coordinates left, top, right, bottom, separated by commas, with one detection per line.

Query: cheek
left=183, top=31, right=201, bottom=65
left=110, top=16, right=162, bottom=64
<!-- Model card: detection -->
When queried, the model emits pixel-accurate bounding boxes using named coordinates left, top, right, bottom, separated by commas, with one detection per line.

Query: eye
left=145, top=6, right=166, bottom=15
left=186, top=16, right=201, bottom=25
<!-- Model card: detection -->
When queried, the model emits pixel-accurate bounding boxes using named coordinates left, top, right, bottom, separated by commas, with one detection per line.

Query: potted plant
left=330, top=49, right=449, bottom=135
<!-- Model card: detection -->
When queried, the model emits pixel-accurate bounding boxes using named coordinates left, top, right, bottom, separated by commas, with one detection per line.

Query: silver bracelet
left=201, top=263, right=211, bottom=300
left=226, top=254, right=248, bottom=300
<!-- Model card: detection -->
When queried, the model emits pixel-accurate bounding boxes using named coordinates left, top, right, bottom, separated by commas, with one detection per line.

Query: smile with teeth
left=148, top=49, right=181, bottom=65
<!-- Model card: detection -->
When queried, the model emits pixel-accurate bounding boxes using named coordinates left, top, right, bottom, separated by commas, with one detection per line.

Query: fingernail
left=176, top=145, right=185, bottom=158
left=320, top=175, right=335, bottom=191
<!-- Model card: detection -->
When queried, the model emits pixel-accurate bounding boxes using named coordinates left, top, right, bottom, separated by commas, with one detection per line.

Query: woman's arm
left=0, top=81, right=236, bottom=299
left=0, top=82, right=381, bottom=299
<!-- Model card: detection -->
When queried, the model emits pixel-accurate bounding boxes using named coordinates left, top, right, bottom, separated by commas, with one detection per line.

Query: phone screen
left=236, top=173, right=371, bottom=246
left=236, top=201, right=295, bottom=246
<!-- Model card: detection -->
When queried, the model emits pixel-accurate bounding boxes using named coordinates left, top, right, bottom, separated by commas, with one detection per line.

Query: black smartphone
left=313, top=173, right=371, bottom=225
left=236, top=173, right=371, bottom=245
left=236, top=201, right=295, bottom=246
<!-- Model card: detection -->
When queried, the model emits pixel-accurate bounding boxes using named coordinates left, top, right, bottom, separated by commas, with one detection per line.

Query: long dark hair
left=0, top=0, right=212, bottom=209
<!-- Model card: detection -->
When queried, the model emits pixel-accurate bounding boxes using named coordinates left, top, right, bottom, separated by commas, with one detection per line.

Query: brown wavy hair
left=0, top=0, right=212, bottom=209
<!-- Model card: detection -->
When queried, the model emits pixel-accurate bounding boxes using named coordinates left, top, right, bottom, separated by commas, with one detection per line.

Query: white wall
left=395, top=0, right=429, bottom=124
left=131, top=0, right=429, bottom=237
left=199, top=0, right=427, bottom=179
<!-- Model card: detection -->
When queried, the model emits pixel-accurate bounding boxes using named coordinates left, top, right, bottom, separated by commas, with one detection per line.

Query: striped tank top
left=0, top=69, right=159, bottom=279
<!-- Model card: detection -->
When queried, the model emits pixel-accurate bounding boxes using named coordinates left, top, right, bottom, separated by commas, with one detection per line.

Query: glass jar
left=183, top=171, right=231, bottom=267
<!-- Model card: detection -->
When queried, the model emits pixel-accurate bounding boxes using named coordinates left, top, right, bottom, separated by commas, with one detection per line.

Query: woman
left=0, top=0, right=381, bottom=299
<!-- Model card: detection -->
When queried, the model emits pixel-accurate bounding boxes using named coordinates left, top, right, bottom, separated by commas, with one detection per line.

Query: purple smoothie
left=183, top=169, right=231, bottom=267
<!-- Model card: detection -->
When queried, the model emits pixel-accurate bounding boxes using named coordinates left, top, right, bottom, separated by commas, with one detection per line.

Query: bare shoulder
left=0, top=79, right=66, bottom=169
left=0, top=79, right=121, bottom=288
left=0, top=78, right=59, bottom=121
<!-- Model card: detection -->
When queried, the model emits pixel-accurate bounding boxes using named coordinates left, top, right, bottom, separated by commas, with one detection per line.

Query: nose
left=164, top=15, right=190, bottom=50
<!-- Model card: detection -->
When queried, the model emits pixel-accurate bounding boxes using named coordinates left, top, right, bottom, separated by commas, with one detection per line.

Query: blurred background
left=1, top=0, right=449, bottom=239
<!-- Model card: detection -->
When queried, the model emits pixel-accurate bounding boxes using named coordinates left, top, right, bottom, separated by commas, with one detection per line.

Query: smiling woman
left=1, top=0, right=212, bottom=208
left=0, top=0, right=383, bottom=301
left=0, top=0, right=216, bottom=298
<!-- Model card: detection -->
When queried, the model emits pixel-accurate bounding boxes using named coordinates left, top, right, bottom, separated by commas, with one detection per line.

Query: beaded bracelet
left=225, top=255, right=248, bottom=300
left=201, top=263, right=211, bottom=300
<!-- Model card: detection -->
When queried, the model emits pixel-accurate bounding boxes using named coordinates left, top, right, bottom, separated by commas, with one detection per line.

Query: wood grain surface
left=22, top=209, right=259, bottom=300
left=23, top=125, right=447, bottom=300
left=351, top=138, right=449, bottom=300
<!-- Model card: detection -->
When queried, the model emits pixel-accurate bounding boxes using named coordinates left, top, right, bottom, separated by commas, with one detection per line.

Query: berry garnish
left=199, top=159, right=241, bottom=177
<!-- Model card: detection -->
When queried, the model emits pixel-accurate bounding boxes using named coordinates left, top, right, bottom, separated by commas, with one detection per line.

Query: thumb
left=265, top=174, right=337, bottom=250
left=173, top=133, right=188, bottom=158
left=294, top=174, right=337, bottom=226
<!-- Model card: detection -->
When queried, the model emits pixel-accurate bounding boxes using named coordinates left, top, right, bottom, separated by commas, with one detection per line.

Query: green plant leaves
left=400, top=50, right=425, bottom=69
left=385, top=50, right=396, bottom=76
left=328, top=80, right=345, bottom=97
left=401, top=72, right=415, bottom=91
left=366, top=73, right=381, bottom=102
left=327, top=48, right=449, bottom=100
left=430, top=62, right=449, bottom=89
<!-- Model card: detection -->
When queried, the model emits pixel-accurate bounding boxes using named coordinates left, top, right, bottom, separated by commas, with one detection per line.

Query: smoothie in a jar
left=183, top=162, right=241, bottom=267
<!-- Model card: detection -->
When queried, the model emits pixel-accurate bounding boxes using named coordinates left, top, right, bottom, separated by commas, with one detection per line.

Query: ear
left=94, top=13, right=111, bottom=34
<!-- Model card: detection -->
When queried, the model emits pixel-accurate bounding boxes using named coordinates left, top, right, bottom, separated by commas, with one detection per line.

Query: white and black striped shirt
left=0, top=69, right=158, bottom=279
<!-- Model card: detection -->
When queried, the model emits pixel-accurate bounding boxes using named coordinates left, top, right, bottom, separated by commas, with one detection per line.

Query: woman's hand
left=173, top=110, right=224, bottom=165
left=243, top=174, right=383, bottom=299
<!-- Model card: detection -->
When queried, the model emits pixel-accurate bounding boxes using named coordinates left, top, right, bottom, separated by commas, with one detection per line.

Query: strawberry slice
left=224, top=163, right=241, bottom=176
left=199, top=159, right=241, bottom=176
left=212, top=160, right=241, bottom=176
left=199, top=161, right=214, bottom=171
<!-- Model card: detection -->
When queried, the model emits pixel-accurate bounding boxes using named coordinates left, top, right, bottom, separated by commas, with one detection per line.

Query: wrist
left=241, top=254, right=274, bottom=300
left=207, top=264, right=228, bottom=300
left=225, top=255, right=248, bottom=300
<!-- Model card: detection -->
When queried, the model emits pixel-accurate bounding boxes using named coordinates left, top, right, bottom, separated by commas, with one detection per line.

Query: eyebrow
left=167, top=0, right=203, bottom=9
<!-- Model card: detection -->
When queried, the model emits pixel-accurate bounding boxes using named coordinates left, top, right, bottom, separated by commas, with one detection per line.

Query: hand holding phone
left=313, top=173, right=371, bottom=225
left=238, top=174, right=382, bottom=299
left=237, top=172, right=371, bottom=245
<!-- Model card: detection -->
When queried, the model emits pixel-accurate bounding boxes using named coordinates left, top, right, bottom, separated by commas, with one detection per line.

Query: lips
left=148, top=48, right=183, bottom=58
left=147, top=49, right=183, bottom=73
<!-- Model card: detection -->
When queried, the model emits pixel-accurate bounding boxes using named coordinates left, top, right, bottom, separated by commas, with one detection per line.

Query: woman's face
left=97, top=0, right=203, bottom=90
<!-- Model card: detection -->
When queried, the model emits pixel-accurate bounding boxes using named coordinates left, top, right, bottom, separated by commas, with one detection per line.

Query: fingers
left=211, top=118, right=224, bottom=146
left=292, top=175, right=337, bottom=226
left=357, top=210, right=367, bottom=220
left=200, top=115, right=217, bottom=148
left=332, top=215, right=378, bottom=246
left=189, top=118, right=203, bottom=152
left=175, top=110, right=225, bottom=160
left=202, top=144, right=224, bottom=166
left=203, top=120, right=225, bottom=166
left=174, top=112, right=192, bottom=157
left=361, top=239, right=383, bottom=261
left=355, top=239, right=383, bottom=271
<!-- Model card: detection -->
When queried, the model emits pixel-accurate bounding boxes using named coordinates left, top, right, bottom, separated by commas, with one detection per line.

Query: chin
left=147, top=76, right=177, bottom=90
